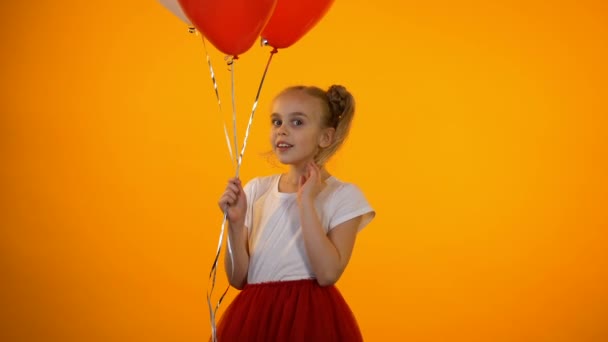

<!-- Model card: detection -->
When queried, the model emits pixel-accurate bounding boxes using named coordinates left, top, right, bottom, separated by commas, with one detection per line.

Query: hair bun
left=327, top=85, right=349, bottom=119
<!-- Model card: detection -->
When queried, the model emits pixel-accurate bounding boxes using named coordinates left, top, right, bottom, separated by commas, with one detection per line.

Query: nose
left=277, top=124, right=288, bottom=136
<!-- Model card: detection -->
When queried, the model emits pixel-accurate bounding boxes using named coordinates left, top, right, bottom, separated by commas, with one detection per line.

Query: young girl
left=217, top=84, right=375, bottom=341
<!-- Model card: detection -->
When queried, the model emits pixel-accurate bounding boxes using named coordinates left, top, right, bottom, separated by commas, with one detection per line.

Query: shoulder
left=326, top=176, right=367, bottom=200
left=244, top=174, right=279, bottom=195
left=323, top=176, right=375, bottom=231
left=324, top=176, right=373, bottom=211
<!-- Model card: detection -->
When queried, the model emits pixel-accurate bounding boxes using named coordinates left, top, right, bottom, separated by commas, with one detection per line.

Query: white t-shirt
left=243, top=174, right=375, bottom=284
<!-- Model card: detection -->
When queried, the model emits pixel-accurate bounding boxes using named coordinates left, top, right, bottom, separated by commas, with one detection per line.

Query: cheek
left=309, top=135, right=322, bottom=150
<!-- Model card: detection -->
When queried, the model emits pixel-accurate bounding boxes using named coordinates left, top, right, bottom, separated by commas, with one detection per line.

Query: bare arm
left=297, top=162, right=361, bottom=286
left=299, top=200, right=361, bottom=286
left=218, top=178, right=250, bottom=289
left=224, top=221, right=249, bottom=289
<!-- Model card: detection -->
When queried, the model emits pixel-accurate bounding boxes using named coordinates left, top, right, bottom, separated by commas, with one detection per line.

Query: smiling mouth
left=276, top=143, right=293, bottom=148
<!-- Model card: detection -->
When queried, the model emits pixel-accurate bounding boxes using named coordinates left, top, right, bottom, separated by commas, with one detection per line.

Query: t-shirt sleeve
left=243, top=178, right=257, bottom=230
left=328, top=183, right=375, bottom=232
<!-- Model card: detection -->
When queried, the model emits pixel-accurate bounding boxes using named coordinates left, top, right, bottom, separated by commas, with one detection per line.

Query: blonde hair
left=276, top=84, right=355, bottom=166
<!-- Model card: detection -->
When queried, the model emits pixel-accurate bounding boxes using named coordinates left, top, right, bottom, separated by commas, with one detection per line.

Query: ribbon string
left=206, top=49, right=277, bottom=342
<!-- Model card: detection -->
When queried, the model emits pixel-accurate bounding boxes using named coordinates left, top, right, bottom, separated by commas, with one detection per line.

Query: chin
left=275, top=153, right=312, bottom=167
left=276, top=156, right=292, bottom=165
left=278, top=158, right=306, bottom=168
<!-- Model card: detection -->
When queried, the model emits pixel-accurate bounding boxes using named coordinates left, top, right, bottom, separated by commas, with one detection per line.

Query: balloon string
left=207, top=57, right=239, bottom=342
left=197, top=37, right=236, bottom=342
left=230, top=59, right=239, bottom=169
left=235, top=48, right=277, bottom=176
left=200, top=34, right=234, bottom=165
left=207, top=212, right=227, bottom=342
left=207, top=209, right=234, bottom=342
left=206, top=49, right=277, bottom=342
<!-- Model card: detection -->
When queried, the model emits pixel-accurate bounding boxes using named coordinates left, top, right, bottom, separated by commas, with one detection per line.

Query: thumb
left=238, top=183, right=247, bottom=202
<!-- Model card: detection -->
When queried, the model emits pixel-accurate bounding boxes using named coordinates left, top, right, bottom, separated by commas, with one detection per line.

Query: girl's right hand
left=218, top=178, right=247, bottom=226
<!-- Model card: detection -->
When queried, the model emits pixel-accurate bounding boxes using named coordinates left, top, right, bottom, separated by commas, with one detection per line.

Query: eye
left=271, top=119, right=282, bottom=126
left=292, top=119, right=303, bottom=126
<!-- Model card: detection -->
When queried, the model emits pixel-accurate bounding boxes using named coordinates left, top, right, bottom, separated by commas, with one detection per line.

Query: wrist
left=228, top=219, right=245, bottom=231
left=297, top=196, right=315, bottom=210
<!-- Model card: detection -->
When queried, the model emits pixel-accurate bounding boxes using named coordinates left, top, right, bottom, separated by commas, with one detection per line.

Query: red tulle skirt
left=215, top=279, right=363, bottom=341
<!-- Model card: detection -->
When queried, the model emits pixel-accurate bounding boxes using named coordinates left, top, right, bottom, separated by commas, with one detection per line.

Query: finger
left=308, top=162, right=317, bottom=180
left=220, top=201, right=231, bottom=213
left=218, top=198, right=230, bottom=210
left=221, top=192, right=237, bottom=206
left=220, top=194, right=234, bottom=206
left=227, top=192, right=237, bottom=203
left=314, top=163, right=324, bottom=184
left=236, top=181, right=245, bottom=195
left=228, top=178, right=242, bottom=187
left=306, top=162, right=313, bottom=179
left=227, top=183, right=240, bottom=194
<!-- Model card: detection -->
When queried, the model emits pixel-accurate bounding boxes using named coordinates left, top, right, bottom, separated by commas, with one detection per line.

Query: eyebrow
left=270, top=112, right=308, bottom=118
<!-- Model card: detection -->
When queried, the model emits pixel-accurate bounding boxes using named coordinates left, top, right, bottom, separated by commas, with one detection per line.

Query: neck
left=282, top=164, right=330, bottom=185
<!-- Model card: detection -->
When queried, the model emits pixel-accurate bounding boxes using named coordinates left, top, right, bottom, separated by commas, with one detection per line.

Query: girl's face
left=269, top=91, right=332, bottom=168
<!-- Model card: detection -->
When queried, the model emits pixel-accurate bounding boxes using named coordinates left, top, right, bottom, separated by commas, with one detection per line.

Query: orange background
left=1, top=0, right=607, bottom=341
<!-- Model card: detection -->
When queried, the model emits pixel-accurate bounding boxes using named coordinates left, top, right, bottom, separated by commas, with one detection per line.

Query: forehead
left=271, top=90, right=324, bottom=117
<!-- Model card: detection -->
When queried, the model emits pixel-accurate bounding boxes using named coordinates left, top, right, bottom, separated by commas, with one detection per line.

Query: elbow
left=316, top=278, right=336, bottom=287
left=232, top=283, right=246, bottom=290
left=229, top=279, right=246, bottom=290
left=315, top=270, right=341, bottom=287
left=228, top=274, right=247, bottom=290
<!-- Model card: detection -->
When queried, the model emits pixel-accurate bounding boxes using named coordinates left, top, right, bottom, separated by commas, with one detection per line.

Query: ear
left=318, top=127, right=335, bottom=148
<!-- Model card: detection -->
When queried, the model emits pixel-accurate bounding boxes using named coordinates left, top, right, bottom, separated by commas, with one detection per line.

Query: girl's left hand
left=298, top=161, right=326, bottom=204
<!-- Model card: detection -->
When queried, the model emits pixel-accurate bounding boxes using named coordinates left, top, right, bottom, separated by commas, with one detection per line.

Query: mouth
left=276, top=142, right=293, bottom=151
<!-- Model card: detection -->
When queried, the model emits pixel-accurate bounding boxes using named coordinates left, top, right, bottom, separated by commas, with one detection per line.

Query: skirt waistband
left=244, top=278, right=320, bottom=289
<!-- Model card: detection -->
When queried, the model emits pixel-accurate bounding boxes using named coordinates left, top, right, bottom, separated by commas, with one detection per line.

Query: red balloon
left=261, top=0, right=335, bottom=49
left=178, top=0, right=277, bottom=57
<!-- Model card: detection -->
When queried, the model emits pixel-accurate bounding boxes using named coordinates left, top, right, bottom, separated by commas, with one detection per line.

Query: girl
left=217, top=84, right=375, bottom=341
